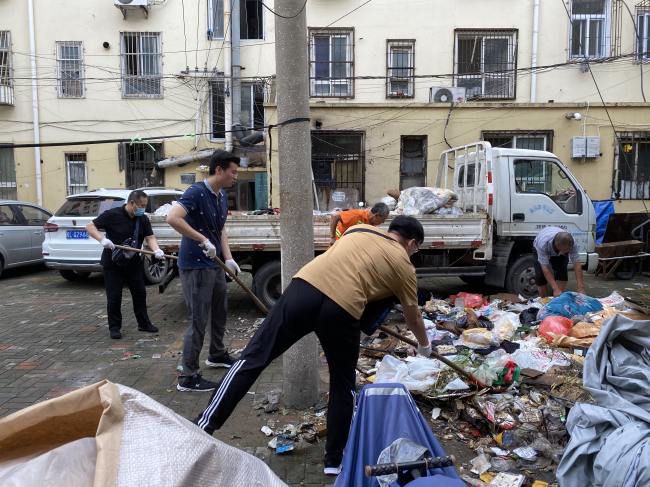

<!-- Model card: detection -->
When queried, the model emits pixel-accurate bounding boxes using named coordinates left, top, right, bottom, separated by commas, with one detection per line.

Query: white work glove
left=100, top=238, right=115, bottom=250
left=225, top=258, right=241, bottom=276
left=417, top=342, right=432, bottom=358
left=154, top=249, right=165, bottom=260
left=201, top=239, right=217, bottom=259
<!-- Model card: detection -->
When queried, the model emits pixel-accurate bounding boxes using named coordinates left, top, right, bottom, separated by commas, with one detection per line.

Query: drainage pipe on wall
left=27, top=0, right=42, bottom=205
left=530, top=0, right=539, bottom=103
left=224, top=0, right=233, bottom=151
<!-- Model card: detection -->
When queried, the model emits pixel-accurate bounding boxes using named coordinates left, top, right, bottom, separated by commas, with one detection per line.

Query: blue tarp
left=592, top=200, right=615, bottom=244
left=334, top=384, right=463, bottom=487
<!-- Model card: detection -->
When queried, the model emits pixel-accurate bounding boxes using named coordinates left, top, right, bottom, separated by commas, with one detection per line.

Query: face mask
left=132, top=203, right=145, bottom=216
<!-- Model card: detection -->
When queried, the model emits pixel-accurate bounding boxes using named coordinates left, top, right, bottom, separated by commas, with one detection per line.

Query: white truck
left=150, top=142, right=598, bottom=309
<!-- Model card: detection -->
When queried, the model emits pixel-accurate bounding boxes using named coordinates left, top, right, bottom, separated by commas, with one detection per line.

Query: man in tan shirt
left=192, top=216, right=430, bottom=476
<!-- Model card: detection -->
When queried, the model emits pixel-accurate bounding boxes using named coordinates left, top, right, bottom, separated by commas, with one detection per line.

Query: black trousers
left=194, top=278, right=360, bottom=466
left=103, top=260, right=152, bottom=330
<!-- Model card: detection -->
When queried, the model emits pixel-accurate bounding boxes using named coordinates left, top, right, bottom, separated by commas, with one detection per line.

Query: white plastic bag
left=453, top=328, right=500, bottom=349
left=406, top=357, right=441, bottom=380
left=394, top=187, right=458, bottom=216
left=510, top=348, right=571, bottom=373
left=491, top=312, right=519, bottom=341
left=443, top=377, right=470, bottom=392
left=375, top=355, right=439, bottom=392
left=380, top=196, right=397, bottom=211
left=434, top=206, right=464, bottom=215
left=598, top=291, right=626, bottom=310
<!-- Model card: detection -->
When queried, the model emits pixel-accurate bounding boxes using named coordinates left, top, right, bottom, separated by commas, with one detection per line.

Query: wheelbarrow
left=594, top=240, right=649, bottom=280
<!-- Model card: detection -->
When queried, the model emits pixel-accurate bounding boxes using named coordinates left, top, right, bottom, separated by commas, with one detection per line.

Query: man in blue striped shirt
left=533, top=226, right=585, bottom=298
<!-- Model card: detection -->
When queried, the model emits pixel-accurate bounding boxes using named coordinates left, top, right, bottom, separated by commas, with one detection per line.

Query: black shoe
left=110, top=328, right=122, bottom=339
left=177, top=373, right=219, bottom=392
left=205, top=352, right=236, bottom=368
left=138, top=323, right=159, bottom=333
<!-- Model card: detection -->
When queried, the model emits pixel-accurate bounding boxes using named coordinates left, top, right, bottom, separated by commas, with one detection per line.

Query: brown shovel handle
left=377, top=325, right=488, bottom=388
left=114, top=244, right=178, bottom=260
left=211, top=254, right=270, bottom=315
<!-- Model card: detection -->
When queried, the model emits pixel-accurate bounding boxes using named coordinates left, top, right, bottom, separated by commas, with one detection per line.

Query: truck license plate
left=66, top=230, right=88, bottom=239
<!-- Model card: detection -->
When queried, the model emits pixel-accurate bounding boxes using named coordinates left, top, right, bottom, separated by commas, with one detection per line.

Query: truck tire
left=59, top=269, right=91, bottom=281
left=613, top=261, right=636, bottom=280
left=252, top=260, right=282, bottom=310
left=143, top=256, right=169, bottom=284
left=505, top=254, right=538, bottom=299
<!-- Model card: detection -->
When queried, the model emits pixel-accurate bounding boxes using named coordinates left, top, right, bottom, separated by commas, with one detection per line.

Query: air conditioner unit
left=430, top=87, right=466, bottom=104
left=114, top=0, right=150, bottom=9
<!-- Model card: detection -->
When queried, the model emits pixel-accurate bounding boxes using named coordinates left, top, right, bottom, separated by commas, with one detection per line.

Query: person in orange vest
left=328, top=202, right=390, bottom=247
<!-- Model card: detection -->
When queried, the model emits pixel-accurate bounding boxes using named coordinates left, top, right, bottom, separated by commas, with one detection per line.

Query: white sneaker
left=324, top=465, right=342, bottom=476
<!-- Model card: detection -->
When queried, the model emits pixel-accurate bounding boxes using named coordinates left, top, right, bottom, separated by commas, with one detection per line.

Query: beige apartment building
left=1, top=0, right=650, bottom=214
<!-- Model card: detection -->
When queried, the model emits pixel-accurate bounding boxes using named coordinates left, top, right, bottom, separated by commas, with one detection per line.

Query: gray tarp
left=557, top=315, right=650, bottom=487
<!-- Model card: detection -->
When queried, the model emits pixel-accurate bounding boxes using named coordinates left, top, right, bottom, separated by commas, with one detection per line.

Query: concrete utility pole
left=275, top=0, right=319, bottom=408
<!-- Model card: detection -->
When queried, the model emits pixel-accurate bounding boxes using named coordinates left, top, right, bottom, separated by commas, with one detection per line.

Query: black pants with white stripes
left=194, top=278, right=360, bottom=466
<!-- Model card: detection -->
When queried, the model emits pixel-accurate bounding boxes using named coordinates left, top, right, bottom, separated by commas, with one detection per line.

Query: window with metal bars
left=0, top=146, right=16, bottom=200
left=637, top=2, right=650, bottom=60
left=387, top=40, right=415, bottom=98
left=209, top=0, right=264, bottom=40
left=482, top=130, right=554, bottom=151
left=616, top=133, right=650, bottom=199
left=454, top=29, right=517, bottom=100
left=311, top=131, right=364, bottom=201
left=309, top=28, right=354, bottom=98
left=570, top=0, right=610, bottom=58
left=56, top=42, right=84, bottom=98
left=400, top=136, right=426, bottom=190
left=0, top=31, right=13, bottom=106
left=122, top=143, right=164, bottom=189
left=120, top=32, right=162, bottom=98
left=65, top=153, right=88, bottom=195
left=241, top=82, right=265, bottom=129
left=211, top=81, right=226, bottom=139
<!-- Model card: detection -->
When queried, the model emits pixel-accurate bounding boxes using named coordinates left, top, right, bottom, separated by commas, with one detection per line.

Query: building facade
left=1, top=0, right=650, bottom=214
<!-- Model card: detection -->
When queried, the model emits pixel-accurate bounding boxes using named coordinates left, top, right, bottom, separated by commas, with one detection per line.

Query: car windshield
left=55, top=198, right=125, bottom=217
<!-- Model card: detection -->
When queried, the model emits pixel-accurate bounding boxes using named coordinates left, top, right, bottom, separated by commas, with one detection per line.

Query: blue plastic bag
left=537, top=292, right=604, bottom=320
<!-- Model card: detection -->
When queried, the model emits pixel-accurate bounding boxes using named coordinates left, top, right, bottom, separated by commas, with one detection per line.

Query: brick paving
left=1, top=263, right=650, bottom=485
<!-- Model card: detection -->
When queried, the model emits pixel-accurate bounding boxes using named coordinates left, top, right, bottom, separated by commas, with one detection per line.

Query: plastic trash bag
left=510, top=348, right=571, bottom=373
left=538, top=316, right=573, bottom=341
left=375, top=355, right=439, bottom=393
left=597, top=291, right=626, bottom=310
left=470, top=454, right=492, bottom=475
left=395, top=187, right=458, bottom=216
left=537, top=292, right=604, bottom=320
left=406, top=357, right=441, bottom=381
left=450, top=292, right=485, bottom=309
left=434, top=206, right=464, bottom=215
left=380, top=196, right=397, bottom=211
left=454, top=328, right=500, bottom=349
left=376, top=438, right=429, bottom=487
left=375, top=354, right=409, bottom=384
left=491, top=312, right=519, bottom=341
left=443, top=377, right=470, bottom=392
left=472, top=363, right=500, bottom=387
left=519, top=307, right=539, bottom=325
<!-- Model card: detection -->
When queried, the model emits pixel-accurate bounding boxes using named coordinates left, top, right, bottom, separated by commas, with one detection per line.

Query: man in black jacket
left=86, top=190, right=164, bottom=339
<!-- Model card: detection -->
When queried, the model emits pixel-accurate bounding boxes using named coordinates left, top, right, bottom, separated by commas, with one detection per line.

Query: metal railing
left=120, top=32, right=163, bottom=98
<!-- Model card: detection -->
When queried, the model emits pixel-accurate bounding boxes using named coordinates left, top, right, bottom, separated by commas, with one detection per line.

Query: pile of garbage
left=383, top=187, right=463, bottom=216
left=355, top=290, right=650, bottom=485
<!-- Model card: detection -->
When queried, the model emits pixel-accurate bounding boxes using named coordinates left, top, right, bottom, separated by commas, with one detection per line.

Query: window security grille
left=616, top=132, right=650, bottom=199
left=56, top=42, right=84, bottom=98
left=120, top=32, right=162, bottom=98
left=65, top=153, right=88, bottom=195
left=123, top=143, right=164, bottom=189
left=570, top=0, right=611, bottom=58
left=454, top=29, right=517, bottom=100
left=481, top=130, right=554, bottom=152
left=309, top=29, right=354, bottom=97
left=0, top=31, right=13, bottom=106
left=211, top=82, right=226, bottom=139
left=400, top=136, right=426, bottom=190
left=0, top=146, right=16, bottom=200
left=311, top=131, right=364, bottom=200
left=209, top=0, right=264, bottom=40
left=387, top=40, right=415, bottom=98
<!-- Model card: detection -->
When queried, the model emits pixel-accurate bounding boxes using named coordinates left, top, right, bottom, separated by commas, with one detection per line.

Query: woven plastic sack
left=380, top=196, right=397, bottom=211
left=395, top=187, right=458, bottom=216
left=539, top=316, right=573, bottom=341
left=537, top=292, right=603, bottom=320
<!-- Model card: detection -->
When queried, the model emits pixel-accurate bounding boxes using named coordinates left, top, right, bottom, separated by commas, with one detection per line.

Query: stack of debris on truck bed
left=355, top=290, right=650, bottom=486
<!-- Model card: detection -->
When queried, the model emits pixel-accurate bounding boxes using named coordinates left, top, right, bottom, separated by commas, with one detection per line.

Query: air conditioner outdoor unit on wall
left=114, top=0, right=150, bottom=9
left=429, top=87, right=466, bottom=103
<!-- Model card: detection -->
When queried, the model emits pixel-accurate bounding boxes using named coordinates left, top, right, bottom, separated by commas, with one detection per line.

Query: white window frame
left=637, top=10, right=650, bottom=61
left=309, top=28, right=354, bottom=98
left=56, top=41, right=85, bottom=98
left=240, top=82, right=265, bottom=130
left=208, top=0, right=265, bottom=41
left=0, top=31, right=13, bottom=106
left=454, top=30, right=517, bottom=100
left=120, top=32, right=163, bottom=99
left=569, top=0, right=610, bottom=59
left=387, top=40, right=415, bottom=98
left=65, top=153, right=88, bottom=196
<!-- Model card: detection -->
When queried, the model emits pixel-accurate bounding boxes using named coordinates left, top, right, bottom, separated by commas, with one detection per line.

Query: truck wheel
left=59, top=269, right=91, bottom=281
left=252, top=260, right=282, bottom=310
left=460, top=275, right=485, bottom=286
left=505, top=254, right=538, bottom=299
left=143, top=256, right=169, bottom=284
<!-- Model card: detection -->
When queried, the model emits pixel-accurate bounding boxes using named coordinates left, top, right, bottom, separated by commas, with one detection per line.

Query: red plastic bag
left=450, top=292, right=484, bottom=309
left=538, top=316, right=573, bottom=341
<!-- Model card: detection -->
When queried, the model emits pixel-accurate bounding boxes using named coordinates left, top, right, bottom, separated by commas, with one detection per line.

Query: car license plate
left=66, top=230, right=88, bottom=239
